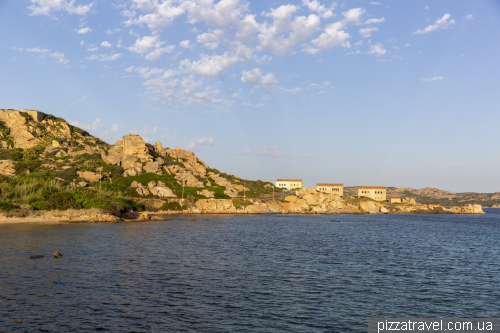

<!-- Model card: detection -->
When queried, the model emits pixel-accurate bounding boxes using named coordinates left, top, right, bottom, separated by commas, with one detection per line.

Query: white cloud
left=464, top=14, right=473, bottom=20
left=307, top=21, right=350, bottom=53
left=86, top=45, right=98, bottom=51
left=106, top=28, right=121, bottom=35
left=128, top=34, right=174, bottom=61
left=302, top=0, right=334, bottom=19
left=413, top=13, right=455, bottom=35
left=28, top=0, right=93, bottom=16
left=186, top=88, right=232, bottom=107
left=366, top=43, right=386, bottom=56
left=241, top=102, right=264, bottom=108
left=187, top=136, right=216, bottom=150
left=365, top=17, right=385, bottom=24
left=259, top=7, right=322, bottom=55
left=180, top=40, right=192, bottom=49
left=123, top=2, right=186, bottom=30
left=180, top=52, right=240, bottom=76
left=421, top=76, right=443, bottom=82
left=369, top=2, right=381, bottom=5
left=234, top=145, right=286, bottom=157
left=145, top=46, right=175, bottom=61
left=70, top=118, right=102, bottom=131
left=359, top=27, right=378, bottom=38
left=101, top=41, right=112, bottom=48
left=424, top=6, right=429, bottom=10
left=100, top=124, right=120, bottom=141
left=232, top=92, right=240, bottom=98
left=129, top=35, right=162, bottom=54
left=196, top=29, right=224, bottom=50
left=86, top=53, right=122, bottom=61
left=139, top=125, right=158, bottom=142
left=77, top=27, right=92, bottom=34
left=342, top=8, right=366, bottom=25
left=280, top=87, right=302, bottom=94
left=50, top=52, right=69, bottom=64
left=309, top=81, right=330, bottom=89
left=185, top=0, right=249, bottom=28
left=405, top=43, right=410, bottom=47
left=27, top=47, right=49, bottom=53
left=241, top=68, right=278, bottom=93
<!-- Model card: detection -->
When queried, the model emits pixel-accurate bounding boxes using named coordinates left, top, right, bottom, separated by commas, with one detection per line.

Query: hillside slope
left=0, top=109, right=278, bottom=213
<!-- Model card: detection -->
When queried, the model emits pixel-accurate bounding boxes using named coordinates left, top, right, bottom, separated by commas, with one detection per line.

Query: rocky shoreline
left=0, top=189, right=486, bottom=224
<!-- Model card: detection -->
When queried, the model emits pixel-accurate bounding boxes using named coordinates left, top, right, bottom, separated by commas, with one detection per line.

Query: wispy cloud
left=241, top=102, right=264, bottom=108
left=413, top=13, right=455, bottom=35
left=187, top=136, right=216, bottom=150
left=77, top=27, right=92, bottom=34
left=70, top=118, right=102, bottom=131
left=85, top=53, right=122, bottom=61
left=234, top=145, right=286, bottom=157
left=421, top=76, right=444, bottom=82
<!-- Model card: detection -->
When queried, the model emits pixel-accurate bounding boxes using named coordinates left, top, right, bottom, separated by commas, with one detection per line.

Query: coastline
left=0, top=205, right=488, bottom=225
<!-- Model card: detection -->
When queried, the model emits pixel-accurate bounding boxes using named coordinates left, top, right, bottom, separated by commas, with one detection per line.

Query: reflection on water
left=1, top=211, right=499, bottom=332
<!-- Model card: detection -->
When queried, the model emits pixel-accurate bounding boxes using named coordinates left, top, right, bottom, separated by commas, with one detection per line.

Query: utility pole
left=97, top=166, right=103, bottom=193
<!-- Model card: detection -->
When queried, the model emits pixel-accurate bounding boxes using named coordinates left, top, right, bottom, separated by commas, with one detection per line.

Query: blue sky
left=1, top=0, right=499, bottom=192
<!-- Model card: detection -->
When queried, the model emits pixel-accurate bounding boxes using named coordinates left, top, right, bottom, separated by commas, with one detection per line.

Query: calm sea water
left=1, top=210, right=499, bottom=332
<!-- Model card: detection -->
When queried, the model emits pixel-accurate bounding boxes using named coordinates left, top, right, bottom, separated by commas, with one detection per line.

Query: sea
left=1, top=210, right=499, bottom=332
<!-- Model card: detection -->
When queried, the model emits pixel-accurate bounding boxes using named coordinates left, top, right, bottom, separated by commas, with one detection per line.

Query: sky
left=1, top=0, right=499, bottom=192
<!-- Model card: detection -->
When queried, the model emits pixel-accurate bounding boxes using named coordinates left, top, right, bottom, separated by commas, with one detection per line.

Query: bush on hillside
left=159, top=201, right=185, bottom=211
left=45, top=192, right=81, bottom=210
left=0, top=202, right=17, bottom=211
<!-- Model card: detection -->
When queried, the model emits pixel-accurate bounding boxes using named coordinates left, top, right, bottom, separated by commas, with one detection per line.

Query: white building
left=275, top=179, right=303, bottom=190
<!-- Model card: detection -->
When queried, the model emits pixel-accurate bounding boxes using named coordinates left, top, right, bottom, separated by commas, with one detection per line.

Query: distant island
left=0, top=108, right=493, bottom=223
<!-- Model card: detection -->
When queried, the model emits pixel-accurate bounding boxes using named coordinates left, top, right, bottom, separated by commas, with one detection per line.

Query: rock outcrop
left=101, top=133, right=153, bottom=176
left=0, top=160, right=16, bottom=176
left=0, top=109, right=40, bottom=148
left=175, top=171, right=204, bottom=187
left=77, top=171, right=103, bottom=183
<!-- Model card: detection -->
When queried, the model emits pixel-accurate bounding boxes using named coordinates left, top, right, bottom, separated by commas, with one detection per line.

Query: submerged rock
left=53, top=251, right=63, bottom=258
left=30, top=255, right=44, bottom=259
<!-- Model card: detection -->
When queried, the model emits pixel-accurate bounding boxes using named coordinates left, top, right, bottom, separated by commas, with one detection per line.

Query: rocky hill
left=0, top=108, right=494, bottom=215
left=0, top=108, right=279, bottom=213
left=344, top=186, right=500, bottom=207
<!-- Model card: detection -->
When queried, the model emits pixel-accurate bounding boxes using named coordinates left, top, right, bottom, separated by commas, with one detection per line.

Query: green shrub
left=0, top=202, right=17, bottom=211
left=45, top=192, right=81, bottom=210
left=19, top=112, right=32, bottom=122
left=31, top=200, right=48, bottom=210
left=232, top=199, right=252, bottom=209
left=113, top=198, right=145, bottom=212
left=41, top=187, right=59, bottom=199
left=51, top=168, right=78, bottom=182
left=159, top=201, right=185, bottom=211
left=0, top=149, right=23, bottom=161
left=43, top=114, right=67, bottom=123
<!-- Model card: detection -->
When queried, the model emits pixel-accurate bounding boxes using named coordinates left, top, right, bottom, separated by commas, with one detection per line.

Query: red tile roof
left=358, top=186, right=386, bottom=189
left=276, top=179, right=302, bottom=182
left=390, top=196, right=401, bottom=198
left=316, top=183, right=343, bottom=186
